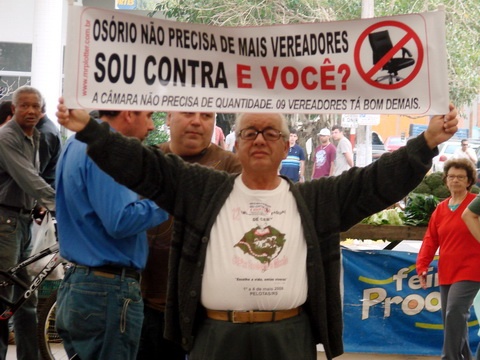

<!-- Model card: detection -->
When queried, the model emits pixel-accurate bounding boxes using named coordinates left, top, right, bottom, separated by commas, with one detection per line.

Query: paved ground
left=322, top=353, right=438, bottom=359
left=6, top=345, right=439, bottom=359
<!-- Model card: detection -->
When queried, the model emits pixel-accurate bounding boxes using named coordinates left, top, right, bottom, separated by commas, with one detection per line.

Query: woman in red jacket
left=417, top=158, right=480, bottom=360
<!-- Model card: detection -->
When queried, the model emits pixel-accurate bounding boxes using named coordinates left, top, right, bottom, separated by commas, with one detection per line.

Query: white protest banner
left=63, top=6, right=449, bottom=114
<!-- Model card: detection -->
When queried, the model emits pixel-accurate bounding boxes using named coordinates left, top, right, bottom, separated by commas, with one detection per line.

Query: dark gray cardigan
left=77, top=120, right=436, bottom=359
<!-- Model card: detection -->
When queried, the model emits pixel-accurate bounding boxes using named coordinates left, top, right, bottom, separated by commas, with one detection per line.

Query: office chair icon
left=368, top=30, right=415, bottom=84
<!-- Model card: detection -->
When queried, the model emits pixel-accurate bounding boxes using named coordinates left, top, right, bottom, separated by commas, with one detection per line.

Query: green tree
left=147, top=0, right=479, bottom=177
left=145, top=112, right=170, bottom=145
left=148, top=0, right=480, bottom=108
left=335, top=0, right=480, bottom=108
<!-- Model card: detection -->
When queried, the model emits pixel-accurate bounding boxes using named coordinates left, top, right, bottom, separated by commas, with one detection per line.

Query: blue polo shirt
left=55, top=132, right=167, bottom=271
left=280, top=144, right=305, bottom=182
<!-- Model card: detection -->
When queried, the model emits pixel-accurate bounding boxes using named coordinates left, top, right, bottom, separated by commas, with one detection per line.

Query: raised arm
left=298, top=104, right=459, bottom=234
left=423, top=104, right=458, bottom=149
left=462, top=206, right=480, bottom=243
left=56, top=97, right=91, bottom=132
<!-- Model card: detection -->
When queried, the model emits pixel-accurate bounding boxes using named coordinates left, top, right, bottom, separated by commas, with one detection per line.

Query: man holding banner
left=56, top=97, right=457, bottom=360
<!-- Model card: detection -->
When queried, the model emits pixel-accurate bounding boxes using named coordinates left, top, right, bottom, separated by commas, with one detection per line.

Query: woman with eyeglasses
left=416, top=157, right=480, bottom=360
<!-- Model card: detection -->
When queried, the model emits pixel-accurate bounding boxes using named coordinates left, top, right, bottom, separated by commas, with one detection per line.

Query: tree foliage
left=148, top=0, right=480, bottom=177
left=149, top=0, right=480, bottom=107
left=145, top=112, right=170, bottom=145
left=149, top=0, right=336, bottom=25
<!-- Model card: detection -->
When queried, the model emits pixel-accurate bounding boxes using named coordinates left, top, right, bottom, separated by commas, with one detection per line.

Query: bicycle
left=0, top=242, right=68, bottom=360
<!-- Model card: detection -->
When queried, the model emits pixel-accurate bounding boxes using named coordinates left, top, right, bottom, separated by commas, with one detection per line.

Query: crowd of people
left=4, top=84, right=480, bottom=360
left=197, top=117, right=355, bottom=183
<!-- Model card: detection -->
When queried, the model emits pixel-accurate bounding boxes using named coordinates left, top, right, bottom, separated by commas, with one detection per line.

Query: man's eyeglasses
left=238, top=127, right=283, bottom=141
left=462, top=143, right=469, bottom=147
left=446, top=175, right=467, bottom=181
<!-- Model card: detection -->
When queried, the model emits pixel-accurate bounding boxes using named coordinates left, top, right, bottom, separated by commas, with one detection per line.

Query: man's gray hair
left=12, top=86, right=44, bottom=107
left=235, top=113, right=290, bottom=140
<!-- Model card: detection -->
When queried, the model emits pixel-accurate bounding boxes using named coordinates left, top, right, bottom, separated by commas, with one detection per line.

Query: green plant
left=361, top=208, right=405, bottom=226
left=403, top=193, right=440, bottom=226
left=145, top=112, right=169, bottom=146
left=411, top=182, right=431, bottom=195
left=424, top=172, right=444, bottom=190
left=431, top=186, right=451, bottom=199
left=411, top=172, right=449, bottom=199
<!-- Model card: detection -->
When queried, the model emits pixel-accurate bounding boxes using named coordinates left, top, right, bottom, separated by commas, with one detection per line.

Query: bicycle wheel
left=37, top=289, right=68, bottom=360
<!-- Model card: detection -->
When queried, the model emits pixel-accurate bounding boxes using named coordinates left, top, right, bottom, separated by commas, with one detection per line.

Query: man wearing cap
left=311, top=128, right=336, bottom=179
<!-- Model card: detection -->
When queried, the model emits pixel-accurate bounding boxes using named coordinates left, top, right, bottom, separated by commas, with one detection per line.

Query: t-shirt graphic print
left=201, top=177, right=308, bottom=311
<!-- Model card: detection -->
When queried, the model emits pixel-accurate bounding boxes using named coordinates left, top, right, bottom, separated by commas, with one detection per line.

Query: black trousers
left=189, top=310, right=316, bottom=360
left=137, top=306, right=186, bottom=360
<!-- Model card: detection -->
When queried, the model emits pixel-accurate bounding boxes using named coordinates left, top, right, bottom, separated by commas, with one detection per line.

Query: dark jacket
left=36, top=115, right=62, bottom=188
left=76, top=120, right=436, bottom=359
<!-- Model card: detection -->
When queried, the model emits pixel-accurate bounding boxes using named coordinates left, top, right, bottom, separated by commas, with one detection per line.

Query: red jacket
left=417, top=192, right=480, bottom=285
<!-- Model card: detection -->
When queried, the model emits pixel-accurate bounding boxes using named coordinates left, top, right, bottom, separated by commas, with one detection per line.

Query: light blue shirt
left=55, top=132, right=167, bottom=270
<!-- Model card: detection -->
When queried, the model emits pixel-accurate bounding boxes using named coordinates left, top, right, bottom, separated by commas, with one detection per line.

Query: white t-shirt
left=333, top=137, right=353, bottom=176
left=453, top=147, right=477, bottom=164
left=225, top=132, right=236, bottom=152
left=201, top=177, right=308, bottom=310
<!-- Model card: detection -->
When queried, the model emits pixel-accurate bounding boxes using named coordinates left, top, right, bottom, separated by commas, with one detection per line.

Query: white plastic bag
left=27, top=212, right=64, bottom=280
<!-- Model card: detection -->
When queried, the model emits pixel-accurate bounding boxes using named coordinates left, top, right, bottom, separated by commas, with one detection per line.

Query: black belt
left=0, top=204, right=32, bottom=215
left=74, top=265, right=141, bottom=281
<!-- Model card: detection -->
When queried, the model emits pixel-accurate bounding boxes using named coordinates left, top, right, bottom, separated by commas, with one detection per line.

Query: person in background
left=1, top=100, right=23, bottom=345
left=138, top=111, right=241, bottom=360
left=0, top=101, right=13, bottom=127
left=453, top=139, right=477, bottom=166
left=213, top=123, right=226, bottom=149
left=311, top=128, right=336, bottom=179
left=417, top=158, right=480, bottom=360
left=0, top=86, right=55, bottom=360
left=331, top=125, right=353, bottom=176
left=36, top=102, right=62, bottom=188
left=56, top=98, right=458, bottom=360
left=225, top=124, right=236, bottom=152
left=280, top=128, right=305, bottom=182
left=54, top=110, right=168, bottom=360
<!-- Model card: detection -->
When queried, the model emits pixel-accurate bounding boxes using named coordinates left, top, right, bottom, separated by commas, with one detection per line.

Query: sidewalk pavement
left=326, top=353, right=438, bottom=359
left=6, top=346, right=439, bottom=359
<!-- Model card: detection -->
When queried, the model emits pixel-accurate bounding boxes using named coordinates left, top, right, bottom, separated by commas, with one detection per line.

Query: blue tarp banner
left=342, top=247, right=480, bottom=355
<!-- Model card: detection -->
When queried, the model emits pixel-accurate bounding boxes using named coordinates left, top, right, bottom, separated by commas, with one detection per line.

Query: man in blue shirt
left=55, top=110, right=168, bottom=360
left=280, top=128, right=306, bottom=182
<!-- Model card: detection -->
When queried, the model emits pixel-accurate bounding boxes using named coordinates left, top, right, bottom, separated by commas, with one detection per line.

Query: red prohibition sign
left=354, top=20, right=424, bottom=90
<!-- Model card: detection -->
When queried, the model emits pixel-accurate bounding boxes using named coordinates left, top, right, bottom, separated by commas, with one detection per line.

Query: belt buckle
left=231, top=310, right=255, bottom=323
left=230, top=310, right=242, bottom=323
left=230, top=310, right=246, bottom=323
